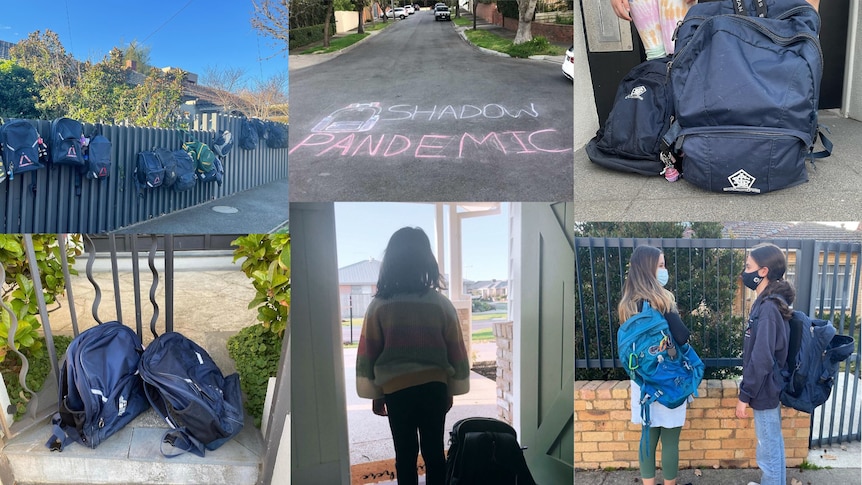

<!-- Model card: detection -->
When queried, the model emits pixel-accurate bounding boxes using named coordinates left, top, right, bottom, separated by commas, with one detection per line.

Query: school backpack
left=585, top=57, right=678, bottom=179
left=197, top=155, right=224, bottom=186
left=773, top=304, right=856, bottom=414
left=0, top=119, right=46, bottom=181
left=239, top=118, right=259, bottom=150
left=182, top=139, right=217, bottom=174
left=135, top=150, right=165, bottom=191
left=662, top=0, right=830, bottom=194
left=50, top=117, right=86, bottom=167
left=617, top=301, right=704, bottom=458
left=265, top=121, right=289, bottom=149
left=445, top=417, right=536, bottom=485
left=171, top=149, right=197, bottom=192
left=213, top=130, right=233, bottom=157
left=138, top=332, right=245, bottom=457
left=46, top=322, right=150, bottom=451
left=154, top=148, right=178, bottom=188
left=83, top=125, right=111, bottom=180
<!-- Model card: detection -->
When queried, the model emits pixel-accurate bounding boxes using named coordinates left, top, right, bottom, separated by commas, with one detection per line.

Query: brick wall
left=493, top=321, right=515, bottom=423
left=473, top=3, right=574, bottom=44
left=574, top=380, right=811, bottom=470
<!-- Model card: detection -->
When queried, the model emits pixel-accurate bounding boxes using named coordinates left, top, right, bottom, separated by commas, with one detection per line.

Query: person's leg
left=657, top=0, right=693, bottom=55
left=638, top=426, right=661, bottom=485
left=658, top=426, right=682, bottom=485
left=628, top=0, right=667, bottom=60
left=415, top=382, right=449, bottom=485
left=752, top=406, right=785, bottom=485
left=385, top=388, right=421, bottom=485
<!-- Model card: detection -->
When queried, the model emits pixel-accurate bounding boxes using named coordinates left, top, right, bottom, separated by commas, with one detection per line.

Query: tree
left=513, top=0, right=539, bottom=44
left=67, top=48, right=132, bottom=123
left=239, top=72, right=288, bottom=120
left=127, top=67, right=185, bottom=128
left=122, top=40, right=153, bottom=74
left=10, top=30, right=78, bottom=118
left=252, top=0, right=290, bottom=52
left=201, top=66, right=248, bottom=115
left=0, top=61, right=40, bottom=119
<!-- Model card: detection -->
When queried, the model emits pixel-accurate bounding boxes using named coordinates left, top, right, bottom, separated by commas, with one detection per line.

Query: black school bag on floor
left=586, top=56, right=678, bottom=179
left=445, top=417, right=537, bottom=485
left=138, top=332, right=244, bottom=457
left=47, top=322, right=150, bottom=451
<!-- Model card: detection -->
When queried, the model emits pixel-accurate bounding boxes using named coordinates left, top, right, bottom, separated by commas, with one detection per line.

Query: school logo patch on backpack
left=47, top=322, right=150, bottom=451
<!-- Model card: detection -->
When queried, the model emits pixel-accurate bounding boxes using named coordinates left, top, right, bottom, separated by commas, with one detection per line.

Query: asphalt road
left=289, top=13, right=574, bottom=202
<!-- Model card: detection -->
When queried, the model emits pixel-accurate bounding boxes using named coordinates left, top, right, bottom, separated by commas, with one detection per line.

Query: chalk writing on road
left=289, top=130, right=571, bottom=158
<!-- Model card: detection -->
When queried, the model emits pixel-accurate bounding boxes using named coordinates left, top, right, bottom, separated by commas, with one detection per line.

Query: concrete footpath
left=112, top=177, right=289, bottom=235
left=577, top=440, right=862, bottom=485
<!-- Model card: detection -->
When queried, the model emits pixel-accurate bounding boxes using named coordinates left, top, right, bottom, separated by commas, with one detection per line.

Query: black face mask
left=741, top=268, right=764, bottom=291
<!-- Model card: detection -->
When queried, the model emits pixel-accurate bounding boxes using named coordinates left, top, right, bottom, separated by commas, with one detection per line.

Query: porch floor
left=2, top=408, right=263, bottom=485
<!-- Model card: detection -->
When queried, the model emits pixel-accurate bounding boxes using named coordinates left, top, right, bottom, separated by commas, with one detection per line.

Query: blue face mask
left=657, top=268, right=669, bottom=287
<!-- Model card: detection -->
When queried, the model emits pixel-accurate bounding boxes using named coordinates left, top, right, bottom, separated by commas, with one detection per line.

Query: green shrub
left=472, top=300, right=493, bottom=312
left=555, top=13, right=573, bottom=24
left=232, top=234, right=290, bottom=337
left=227, top=325, right=284, bottom=428
left=1, top=334, right=72, bottom=421
left=508, top=36, right=551, bottom=58
left=289, top=24, right=337, bottom=49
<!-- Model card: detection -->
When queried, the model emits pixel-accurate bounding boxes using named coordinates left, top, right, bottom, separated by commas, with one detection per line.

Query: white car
left=562, top=45, right=574, bottom=81
left=404, top=5, right=415, bottom=14
left=387, top=7, right=407, bottom=19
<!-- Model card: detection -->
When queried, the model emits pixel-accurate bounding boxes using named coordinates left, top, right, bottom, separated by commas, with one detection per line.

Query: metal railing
left=575, top=236, right=862, bottom=447
left=0, top=114, right=288, bottom=233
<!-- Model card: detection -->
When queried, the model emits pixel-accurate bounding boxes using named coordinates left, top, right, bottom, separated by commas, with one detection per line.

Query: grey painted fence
left=0, top=114, right=288, bottom=233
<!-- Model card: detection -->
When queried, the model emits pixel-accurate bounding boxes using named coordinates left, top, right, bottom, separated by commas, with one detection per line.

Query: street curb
left=455, top=25, right=564, bottom=64
left=288, top=28, right=385, bottom=71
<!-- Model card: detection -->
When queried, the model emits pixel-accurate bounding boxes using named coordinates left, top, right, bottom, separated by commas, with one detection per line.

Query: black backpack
left=777, top=307, right=855, bottom=413
left=445, top=417, right=537, bottom=485
left=83, top=125, right=111, bottom=180
left=154, top=148, right=177, bottom=188
left=239, top=119, right=259, bottom=150
left=171, top=149, right=197, bottom=192
left=0, top=119, right=46, bottom=180
left=47, top=322, right=150, bottom=451
left=50, top=117, right=86, bottom=167
left=265, top=121, right=289, bottom=149
left=138, top=332, right=245, bottom=457
left=585, top=57, right=678, bottom=179
left=135, top=150, right=165, bottom=191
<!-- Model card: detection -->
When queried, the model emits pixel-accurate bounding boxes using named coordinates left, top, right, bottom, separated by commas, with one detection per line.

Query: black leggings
left=384, top=382, right=449, bottom=485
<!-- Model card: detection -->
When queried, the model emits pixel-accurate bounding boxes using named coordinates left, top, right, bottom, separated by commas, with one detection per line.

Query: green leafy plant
left=0, top=335, right=72, bottom=420
left=226, top=323, right=284, bottom=427
left=232, top=234, right=290, bottom=337
left=0, top=235, right=81, bottom=363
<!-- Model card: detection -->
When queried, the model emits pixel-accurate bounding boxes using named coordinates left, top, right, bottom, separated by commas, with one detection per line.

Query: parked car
left=404, top=5, right=415, bottom=14
left=434, top=5, right=451, bottom=20
left=387, top=6, right=407, bottom=18
left=562, top=45, right=574, bottom=81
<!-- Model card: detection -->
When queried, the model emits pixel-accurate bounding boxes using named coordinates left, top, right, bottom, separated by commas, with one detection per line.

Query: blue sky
left=0, top=0, right=287, bottom=86
left=334, top=203, right=510, bottom=282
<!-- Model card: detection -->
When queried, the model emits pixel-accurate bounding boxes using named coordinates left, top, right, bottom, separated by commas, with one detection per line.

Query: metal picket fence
left=0, top=114, right=288, bottom=233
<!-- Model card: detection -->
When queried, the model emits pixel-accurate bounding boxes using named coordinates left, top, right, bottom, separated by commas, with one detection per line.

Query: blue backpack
left=617, top=302, right=704, bottom=457
left=662, top=0, right=830, bottom=194
left=50, top=117, right=86, bottom=167
left=47, top=322, right=150, bottom=451
left=138, top=332, right=244, bottom=457
left=83, top=129, right=111, bottom=180
left=171, top=149, right=197, bottom=192
left=776, top=307, right=855, bottom=414
left=0, top=119, right=46, bottom=181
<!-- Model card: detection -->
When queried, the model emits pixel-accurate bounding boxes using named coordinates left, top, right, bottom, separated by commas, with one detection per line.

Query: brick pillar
left=493, top=320, right=514, bottom=424
left=452, top=299, right=472, bottom=366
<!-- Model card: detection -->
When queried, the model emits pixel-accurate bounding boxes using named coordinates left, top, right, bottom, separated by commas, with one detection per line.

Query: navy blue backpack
left=617, top=302, right=704, bottom=458
left=171, top=149, right=197, bottom=192
left=47, top=322, right=150, bottom=451
left=0, top=119, right=46, bottom=180
left=83, top=128, right=111, bottom=180
left=50, top=117, right=86, bottom=167
left=663, top=0, right=831, bottom=194
left=138, top=332, right=244, bottom=457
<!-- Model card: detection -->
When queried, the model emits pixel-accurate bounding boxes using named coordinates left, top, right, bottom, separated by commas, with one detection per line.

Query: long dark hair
left=749, top=243, right=795, bottom=319
left=618, top=245, right=676, bottom=321
left=375, top=227, right=446, bottom=298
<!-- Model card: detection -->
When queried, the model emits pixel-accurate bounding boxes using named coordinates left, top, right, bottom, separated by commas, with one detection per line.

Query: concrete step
left=1, top=408, right=263, bottom=485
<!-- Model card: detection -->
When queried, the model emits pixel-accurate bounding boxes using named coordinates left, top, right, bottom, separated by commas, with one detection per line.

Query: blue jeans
left=753, top=406, right=785, bottom=485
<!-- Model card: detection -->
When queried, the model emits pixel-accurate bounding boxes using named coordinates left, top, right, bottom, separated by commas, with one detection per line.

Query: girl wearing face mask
left=736, top=243, right=794, bottom=485
left=618, top=245, right=691, bottom=485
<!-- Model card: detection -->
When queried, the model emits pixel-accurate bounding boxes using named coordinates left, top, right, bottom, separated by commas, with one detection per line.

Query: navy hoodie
left=740, top=295, right=789, bottom=410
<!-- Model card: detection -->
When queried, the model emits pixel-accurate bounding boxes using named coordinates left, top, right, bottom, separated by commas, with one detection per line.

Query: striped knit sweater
left=356, top=290, right=470, bottom=399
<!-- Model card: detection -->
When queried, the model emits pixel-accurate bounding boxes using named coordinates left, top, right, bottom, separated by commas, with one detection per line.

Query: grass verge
left=453, top=17, right=472, bottom=27
left=472, top=328, right=495, bottom=341
left=301, top=33, right=370, bottom=54
left=464, top=30, right=564, bottom=58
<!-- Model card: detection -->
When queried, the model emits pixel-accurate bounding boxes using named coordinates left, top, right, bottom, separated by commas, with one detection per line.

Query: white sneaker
left=747, top=482, right=760, bottom=485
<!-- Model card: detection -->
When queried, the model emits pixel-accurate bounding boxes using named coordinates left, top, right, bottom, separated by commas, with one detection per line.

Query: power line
left=140, top=0, right=196, bottom=44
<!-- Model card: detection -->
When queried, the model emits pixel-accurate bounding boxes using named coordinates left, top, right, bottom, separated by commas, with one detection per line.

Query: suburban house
left=466, top=279, right=508, bottom=300
left=338, top=258, right=381, bottom=319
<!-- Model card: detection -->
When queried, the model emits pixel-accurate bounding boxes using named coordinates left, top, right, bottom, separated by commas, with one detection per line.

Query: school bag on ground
left=171, top=149, right=197, bottom=191
left=135, top=150, right=165, bottom=192
left=617, top=301, right=704, bottom=458
left=662, top=0, right=830, bottom=194
left=50, top=117, right=86, bottom=168
left=46, top=322, right=150, bottom=451
left=0, top=119, right=46, bottom=181
left=586, top=56, right=678, bottom=180
left=771, top=301, right=855, bottom=414
left=239, top=119, right=259, bottom=150
left=138, top=332, right=245, bottom=457
left=83, top=125, right=111, bottom=180
left=445, top=417, right=536, bottom=485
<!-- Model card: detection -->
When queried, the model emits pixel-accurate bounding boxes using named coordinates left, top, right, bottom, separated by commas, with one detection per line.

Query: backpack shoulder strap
left=161, top=427, right=207, bottom=458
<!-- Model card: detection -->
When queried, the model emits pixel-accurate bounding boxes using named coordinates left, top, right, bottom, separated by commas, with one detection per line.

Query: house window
left=816, top=264, right=851, bottom=311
